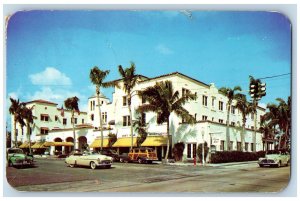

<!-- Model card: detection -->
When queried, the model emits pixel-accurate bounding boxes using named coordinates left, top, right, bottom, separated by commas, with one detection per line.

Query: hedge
left=210, top=151, right=266, bottom=163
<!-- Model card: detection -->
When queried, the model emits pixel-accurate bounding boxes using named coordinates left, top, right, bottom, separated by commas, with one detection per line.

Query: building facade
left=11, top=72, right=269, bottom=161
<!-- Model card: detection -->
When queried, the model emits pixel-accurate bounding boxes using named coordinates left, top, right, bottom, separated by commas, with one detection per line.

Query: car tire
left=120, top=158, right=124, bottom=163
left=138, top=158, right=143, bottom=164
left=90, top=161, right=97, bottom=170
left=259, top=164, right=263, bottom=168
left=277, top=161, right=281, bottom=168
left=8, top=160, right=13, bottom=167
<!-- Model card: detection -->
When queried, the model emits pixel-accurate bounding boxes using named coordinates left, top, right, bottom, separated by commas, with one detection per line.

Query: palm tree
left=64, top=96, right=80, bottom=150
left=276, top=97, right=291, bottom=150
left=235, top=94, right=254, bottom=152
left=219, top=86, right=242, bottom=151
left=89, top=66, right=114, bottom=150
left=9, top=98, right=25, bottom=147
left=259, top=116, right=274, bottom=152
left=133, top=113, right=148, bottom=147
left=20, top=105, right=35, bottom=155
left=118, top=62, right=139, bottom=149
left=138, top=80, right=197, bottom=160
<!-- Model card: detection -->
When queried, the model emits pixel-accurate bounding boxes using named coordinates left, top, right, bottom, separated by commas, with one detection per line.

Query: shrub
left=172, top=142, right=185, bottom=161
left=197, top=142, right=209, bottom=162
left=211, top=151, right=266, bottom=163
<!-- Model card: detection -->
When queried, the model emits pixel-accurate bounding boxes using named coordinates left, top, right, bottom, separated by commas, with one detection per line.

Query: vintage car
left=65, top=150, right=113, bottom=169
left=7, top=148, right=34, bottom=167
left=258, top=152, right=290, bottom=167
left=128, top=147, right=158, bottom=164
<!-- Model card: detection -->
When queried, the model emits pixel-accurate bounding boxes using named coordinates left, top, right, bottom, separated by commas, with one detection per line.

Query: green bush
left=172, top=142, right=185, bottom=161
left=211, top=151, right=266, bottom=163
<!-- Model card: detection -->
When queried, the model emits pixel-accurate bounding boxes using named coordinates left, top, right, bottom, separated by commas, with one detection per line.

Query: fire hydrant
left=193, top=156, right=196, bottom=166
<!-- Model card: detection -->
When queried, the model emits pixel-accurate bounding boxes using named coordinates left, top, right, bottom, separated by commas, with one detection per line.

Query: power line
left=258, top=73, right=291, bottom=80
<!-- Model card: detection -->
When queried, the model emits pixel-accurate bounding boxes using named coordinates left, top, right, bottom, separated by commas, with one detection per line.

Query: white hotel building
left=12, top=72, right=269, bottom=161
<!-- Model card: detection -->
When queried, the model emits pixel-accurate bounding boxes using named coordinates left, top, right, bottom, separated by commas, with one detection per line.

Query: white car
left=258, top=152, right=290, bottom=168
left=65, top=151, right=113, bottom=169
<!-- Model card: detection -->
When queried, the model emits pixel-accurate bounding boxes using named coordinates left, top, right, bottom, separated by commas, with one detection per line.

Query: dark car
left=99, top=149, right=120, bottom=162
left=119, top=153, right=131, bottom=163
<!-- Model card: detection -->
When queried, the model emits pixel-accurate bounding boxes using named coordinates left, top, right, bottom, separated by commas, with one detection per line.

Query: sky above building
left=6, top=10, right=291, bottom=129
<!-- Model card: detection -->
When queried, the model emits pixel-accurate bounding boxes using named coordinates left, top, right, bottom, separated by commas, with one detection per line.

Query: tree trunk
left=226, top=105, right=230, bottom=151
left=253, top=110, right=257, bottom=152
left=14, top=115, right=18, bottom=148
left=96, top=87, right=104, bottom=150
left=165, top=118, right=170, bottom=160
left=241, top=121, right=246, bottom=152
left=72, top=110, right=76, bottom=150
left=26, top=120, right=32, bottom=155
left=128, top=96, right=134, bottom=149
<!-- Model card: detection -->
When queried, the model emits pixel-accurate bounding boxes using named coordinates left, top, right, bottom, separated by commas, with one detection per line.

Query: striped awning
left=32, top=142, right=47, bottom=149
left=141, top=136, right=169, bottom=147
left=43, top=142, right=74, bottom=147
left=90, top=138, right=109, bottom=148
left=19, top=142, right=35, bottom=148
left=112, top=137, right=137, bottom=147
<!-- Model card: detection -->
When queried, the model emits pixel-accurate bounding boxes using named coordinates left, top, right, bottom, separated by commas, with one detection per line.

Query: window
left=237, top=142, right=241, bottom=151
left=231, top=106, right=235, bottom=114
left=251, top=143, right=254, bottom=151
left=251, top=126, right=254, bottom=130
left=82, top=119, right=84, bottom=124
left=212, top=117, right=214, bottom=122
left=219, top=101, right=224, bottom=111
left=91, top=100, right=95, bottom=111
left=41, top=128, right=49, bottom=135
left=63, top=118, right=67, bottom=125
left=123, top=96, right=127, bottom=106
left=212, top=97, right=216, bottom=107
left=187, top=143, right=197, bottom=158
left=71, top=118, right=77, bottom=124
left=202, top=95, right=208, bottom=106
left=245, top=143, right=249, bottom=151
left=220, top=140, right=225, bottom=151
left=141, top=113, right=146, bottom=126
left=219, top=119, right=224, bottom=124
left=202, top=115, right=208, bottom=121
left=102, top=112, right=107, bottom=124
left=123, top=116, right=130, bottom=126
left=91, top=114, right=94, bottom=121
left=251, top=113, right=254, bottom=120
left=182, top=88, right=189, bottom=96
left=55, top=116, right=58, bottom=121
left=231, top=122, right=235, bottom=126
left=194, top=113, right=197, bottom=121
left=40, top=114, right=49, bottom=121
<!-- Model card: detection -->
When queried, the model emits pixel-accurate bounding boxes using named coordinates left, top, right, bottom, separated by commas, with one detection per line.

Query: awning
left=112, top=137, right=137, bottom=147
left=19, top=142, right=34, bottom=148
left=43, top=142, right=74, bottom=146
left=141, top=136, right=168, bottom=147
left=32, top=142, right=47, bottom=149
left=90, top=138, right=110, bottom=148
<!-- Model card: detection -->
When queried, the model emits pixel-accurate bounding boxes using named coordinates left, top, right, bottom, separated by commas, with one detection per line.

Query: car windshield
left=8, top=149, right=24, bottom=154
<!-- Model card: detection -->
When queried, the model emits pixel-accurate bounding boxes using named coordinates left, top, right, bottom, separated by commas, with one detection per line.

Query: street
left=6, top=158, right=290, bottom=193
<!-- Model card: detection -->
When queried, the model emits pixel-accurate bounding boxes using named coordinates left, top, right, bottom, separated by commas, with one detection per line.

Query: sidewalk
left=160, top=160, right=257, bottom=167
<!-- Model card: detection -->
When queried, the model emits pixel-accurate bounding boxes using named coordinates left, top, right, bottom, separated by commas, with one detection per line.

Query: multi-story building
left=11, top=72, right=269, bottom=161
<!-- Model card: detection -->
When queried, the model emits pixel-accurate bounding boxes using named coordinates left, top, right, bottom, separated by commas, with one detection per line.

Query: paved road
left=5, top=158, right=290, bottom=193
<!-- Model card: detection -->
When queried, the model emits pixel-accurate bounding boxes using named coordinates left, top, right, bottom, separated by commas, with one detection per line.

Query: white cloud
left=29, top=67, right=72, bottom=86
left=155, top=44, right=174, bottom=55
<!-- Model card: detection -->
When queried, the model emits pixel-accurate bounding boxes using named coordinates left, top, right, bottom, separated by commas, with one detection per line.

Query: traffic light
left=258, top=82, right=266, bottom=97
left=249, top=81, right=258, bottom=98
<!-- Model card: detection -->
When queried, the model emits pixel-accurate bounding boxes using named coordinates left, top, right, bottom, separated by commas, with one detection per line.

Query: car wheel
left=120, top=158, right=124, bottom=163
left=147, top=161, right=152, bottom=164
left=277, top=161, right=281, bottom=168
left=138, top=158, right=143, bottom=164
left=8, top=160, right=13, bottom=167
left=90, top=161, right=97, bottom=170
left=259, top=164, right=263, bottom=168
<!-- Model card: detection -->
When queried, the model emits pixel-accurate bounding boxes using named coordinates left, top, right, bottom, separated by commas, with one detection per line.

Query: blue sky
left=6, top=11, right=291, bottom=128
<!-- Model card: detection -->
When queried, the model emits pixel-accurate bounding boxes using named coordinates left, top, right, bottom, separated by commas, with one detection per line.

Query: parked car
left=119, top=153, right=131, bottom=163
left=258, top=152, right=290, bottom=167
left=128, top=147, right=158, bottom=164
left=99, top=149, right=120, bottom=162
left=7, top=148, right=34, bottom=167
left=65, top=150, right=113, bottom=169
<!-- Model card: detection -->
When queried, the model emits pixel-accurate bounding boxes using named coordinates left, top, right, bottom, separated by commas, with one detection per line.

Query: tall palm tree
left=118, top=62, right=139, bottom=149
left=9, top=98, right=25, bottom=148
left=133, top=113, right=148, bottom=147
left=89, top=66, right=114, bottom=150
left=276, top=97, right=291, bottom=149
left=259, top=116, right=274, bottom=152
left=64, top=96, right=80, bottom=150
left=219, top=86, right=242, bottom=151
left=138, top=80, right=197, bottom=160
left=235, top=94, right=254, bottom=152
left=20, top=105, right=35, bottom=155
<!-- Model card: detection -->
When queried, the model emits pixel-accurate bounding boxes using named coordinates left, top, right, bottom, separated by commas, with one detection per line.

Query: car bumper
left=96, top=160, right=112, bottom=167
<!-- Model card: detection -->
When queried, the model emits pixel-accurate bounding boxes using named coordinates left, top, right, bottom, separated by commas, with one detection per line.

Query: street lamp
left=201, top=130, right=205, bottom=166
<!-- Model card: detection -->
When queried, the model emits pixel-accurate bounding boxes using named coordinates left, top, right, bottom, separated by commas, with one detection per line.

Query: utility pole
left=249, top=76, right=266, bottom=152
